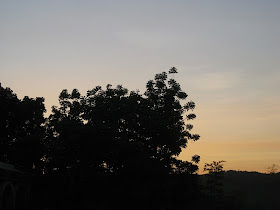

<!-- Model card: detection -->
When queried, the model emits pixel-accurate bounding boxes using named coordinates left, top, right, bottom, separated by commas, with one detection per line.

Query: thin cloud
left=189, top=71, right=238, bottom=91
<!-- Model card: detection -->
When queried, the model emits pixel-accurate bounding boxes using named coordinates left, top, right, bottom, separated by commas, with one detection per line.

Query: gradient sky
left=1, top=0, right=279, bottom=173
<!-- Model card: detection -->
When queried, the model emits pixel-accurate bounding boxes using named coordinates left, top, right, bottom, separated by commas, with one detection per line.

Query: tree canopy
left=0, top=83, right=45, bottom=172
left=45, top=68, right=200, bottom=175
left=1, top=68, right=200, bottom=175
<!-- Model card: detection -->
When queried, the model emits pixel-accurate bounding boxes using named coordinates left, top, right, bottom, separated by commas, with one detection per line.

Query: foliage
left=45, top=68, right=200, bottom=175
left=204, top=160, right=226, bottom=174
left=0, top=83, right=46, bottom=172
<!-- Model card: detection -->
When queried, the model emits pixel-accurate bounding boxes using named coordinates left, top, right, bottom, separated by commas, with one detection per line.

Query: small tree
left=203, top=160, right=226, bottom=205
left=204, top=160, right=226, bottom=174
left=267, top=164, right=279, bottom=174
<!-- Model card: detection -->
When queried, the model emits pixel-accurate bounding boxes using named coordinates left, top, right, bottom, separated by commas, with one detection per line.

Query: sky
left=1, top=0, right=279, bottom=173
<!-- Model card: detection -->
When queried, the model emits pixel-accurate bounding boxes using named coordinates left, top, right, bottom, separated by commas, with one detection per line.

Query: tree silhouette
left=267, top=164, right=279, bottom=174
left=43, top=89, right=84, bottom=175
left=204, top=160, right=226, bottom=174
left=143, top=70, right=200, bottom=174
left=203, top=160, right=226, bottom=207
left=0, top=83, right=45, bottom=172
left=0, top=69, right=203, bottom=209
left=44, top=68, right=200, bottom=176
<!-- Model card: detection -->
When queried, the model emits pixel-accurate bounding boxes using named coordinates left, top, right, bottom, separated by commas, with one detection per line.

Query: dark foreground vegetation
left=31, top=174, right=201, bottom=209
left=1, top=68, right=279, bottom=209
left=221, top=171, right=280, bottom=209
left=29, top=171, right=280, bottom=209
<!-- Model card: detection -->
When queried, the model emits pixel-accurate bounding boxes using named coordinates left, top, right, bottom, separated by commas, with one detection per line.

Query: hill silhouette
left=222, top=170, right=280, bottom=209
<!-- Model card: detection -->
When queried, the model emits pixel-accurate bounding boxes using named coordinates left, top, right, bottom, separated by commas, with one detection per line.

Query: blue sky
left=1, top=0, right=280, bottom=172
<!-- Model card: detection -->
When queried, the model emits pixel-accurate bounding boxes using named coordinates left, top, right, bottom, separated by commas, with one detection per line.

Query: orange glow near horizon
left=180, top=140, right=280, bottom=174
left=179, top=101, right=280, bottom=174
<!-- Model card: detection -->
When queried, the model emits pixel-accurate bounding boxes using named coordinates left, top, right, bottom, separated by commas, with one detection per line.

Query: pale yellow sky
left=180, top=140, right=280, bottom=173
left=180, top=101, right=280, bottom=173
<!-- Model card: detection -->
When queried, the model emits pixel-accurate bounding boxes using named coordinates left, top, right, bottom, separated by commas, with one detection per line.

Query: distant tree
left=204, top=160, right=226, bottom=174
left=267, top=164, right=279, bottom=174
left=203, top=160, right=226, bottom=205
left=45, top=67, right=200, bottom=175
left=0, top=83, right=46, bottom=172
